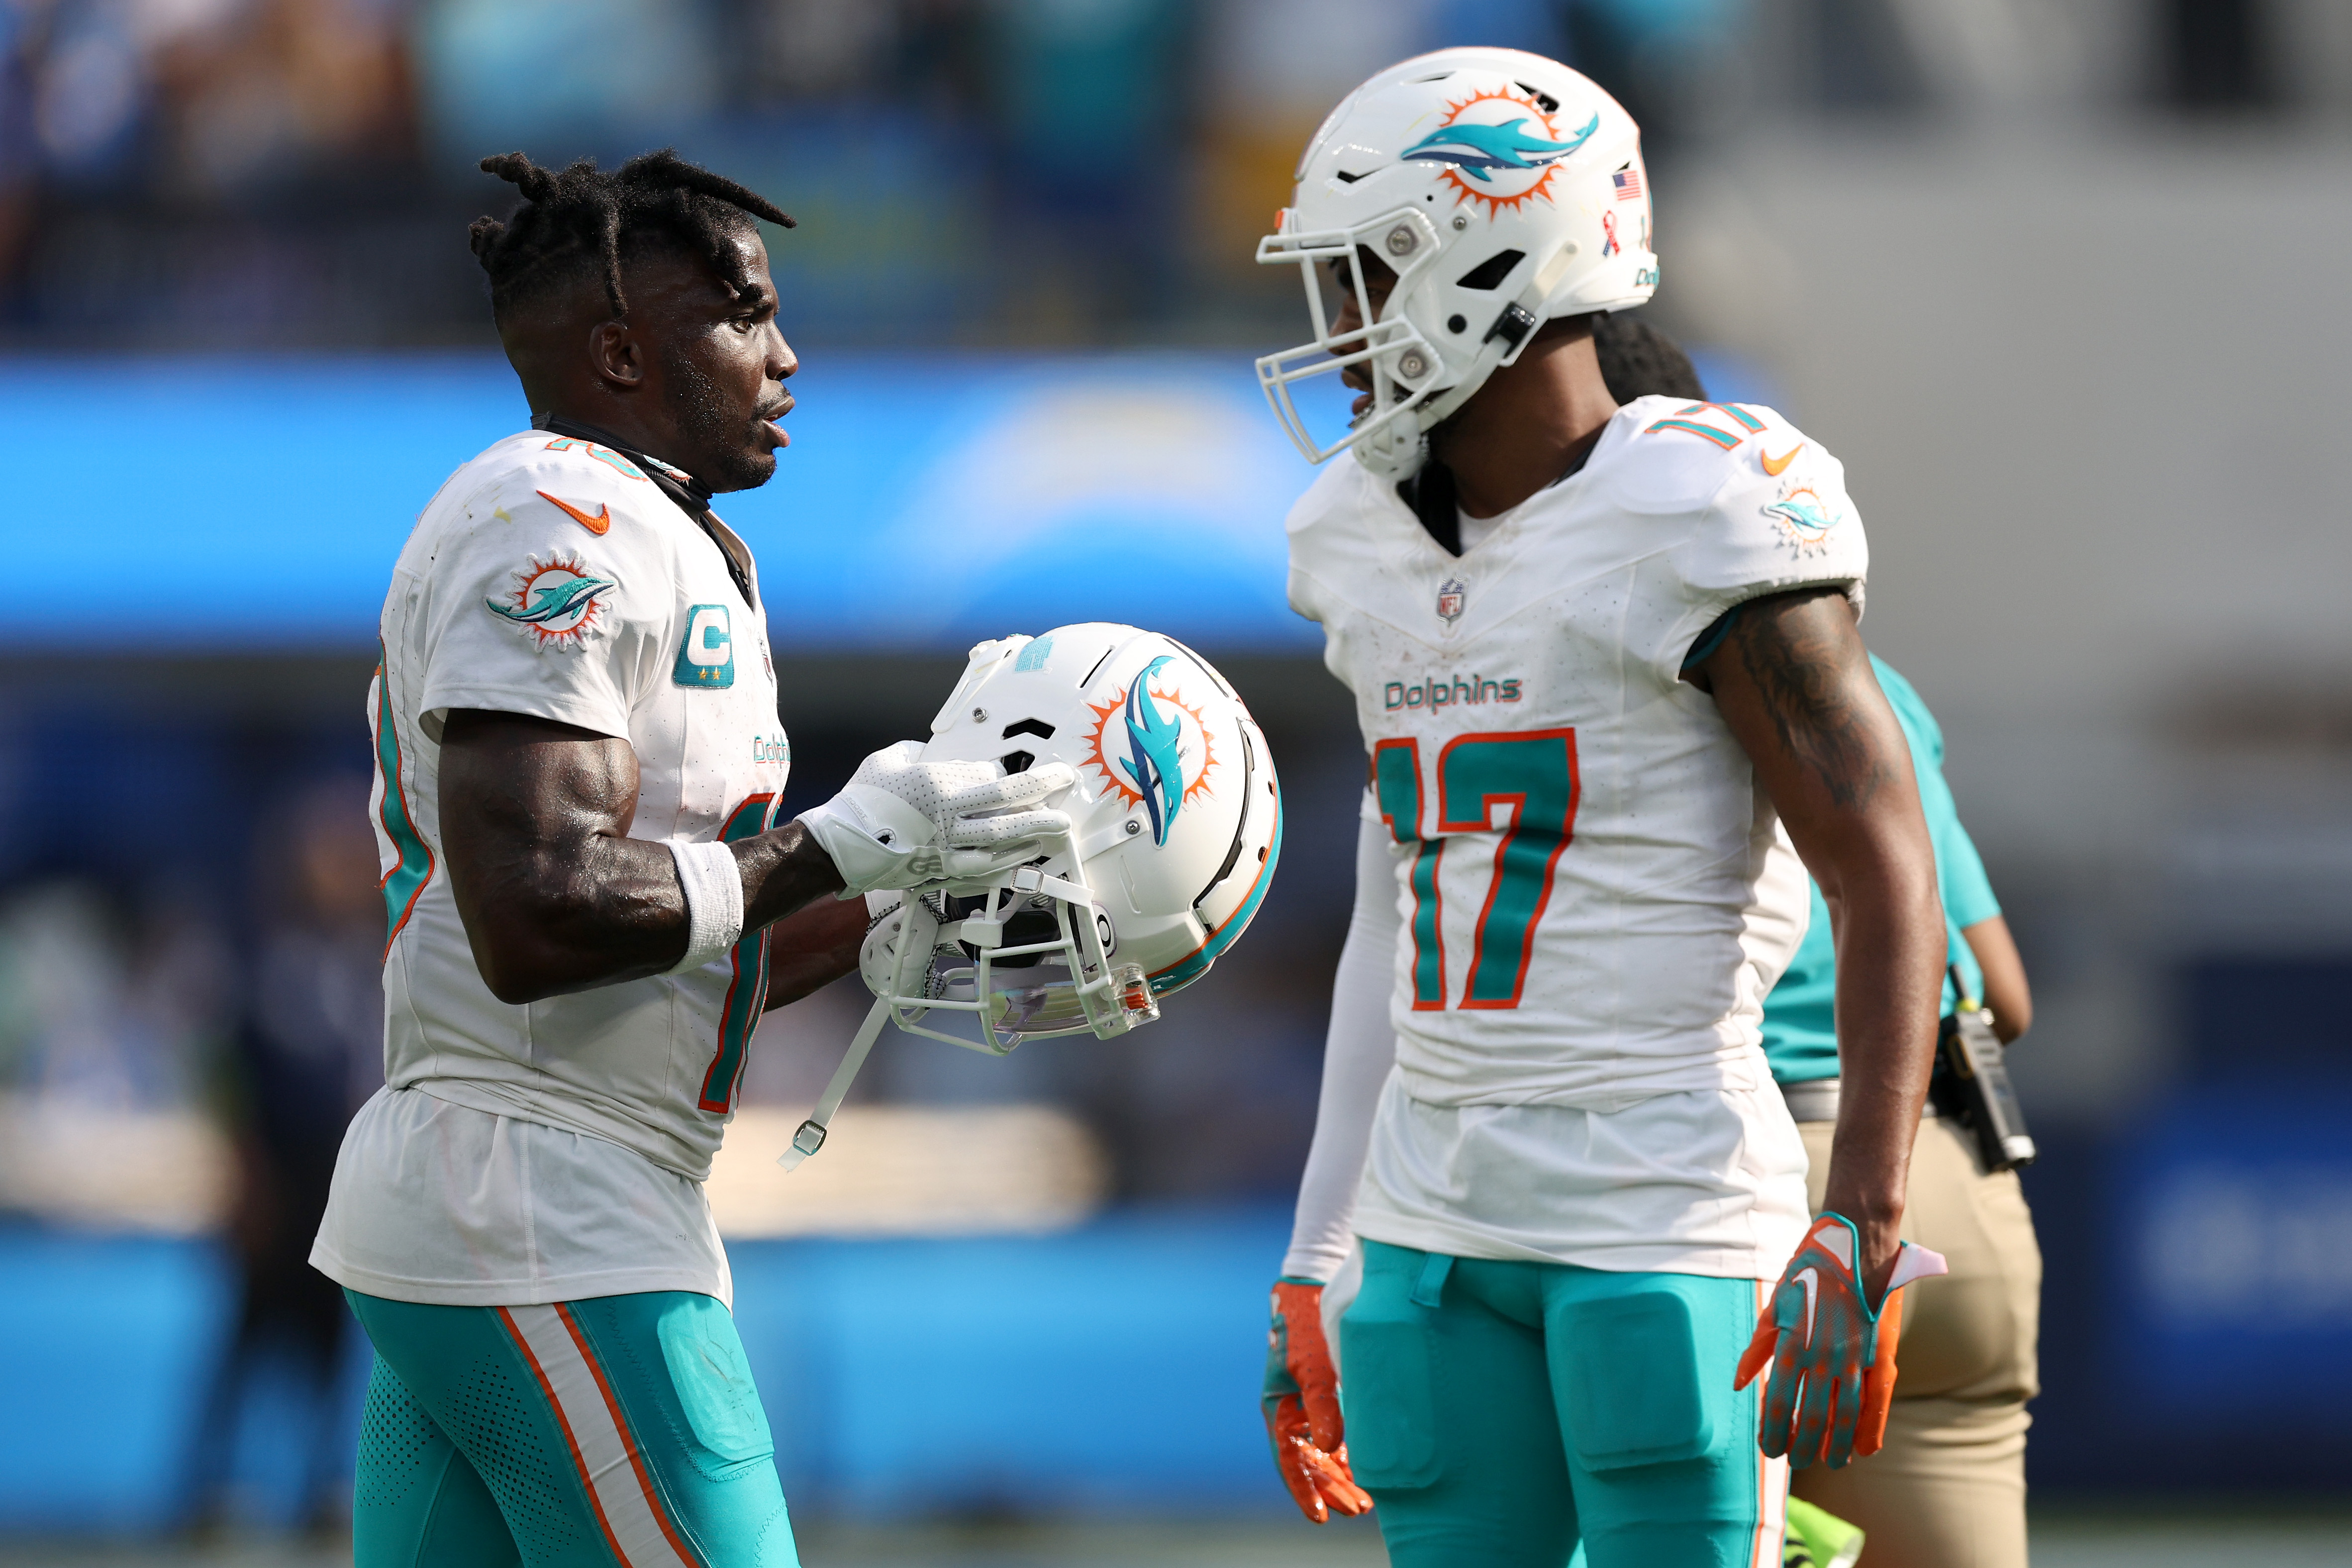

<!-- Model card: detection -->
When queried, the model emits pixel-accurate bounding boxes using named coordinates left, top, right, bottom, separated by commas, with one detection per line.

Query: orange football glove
left=1736, top=1213, right=1948, bottom=1468
left=1263, top=1279, right=1373, bottom=1523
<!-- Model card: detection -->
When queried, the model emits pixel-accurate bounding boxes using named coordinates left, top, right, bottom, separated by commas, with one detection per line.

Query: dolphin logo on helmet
left=1400, top=112, right=1599, bottom=181
left=1120, top=654, right=1187, bottom=845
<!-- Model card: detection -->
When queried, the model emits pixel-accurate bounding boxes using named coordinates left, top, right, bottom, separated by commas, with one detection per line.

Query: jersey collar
left=532, top=413, right=755, bottom=610
left=532, top=414, right=715, bottom=516
left=1392, top=413, right=1615, bottom=559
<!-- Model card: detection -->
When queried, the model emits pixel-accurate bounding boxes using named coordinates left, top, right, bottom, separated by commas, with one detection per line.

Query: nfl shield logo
left=1436, top=578, right=1467, bottom=626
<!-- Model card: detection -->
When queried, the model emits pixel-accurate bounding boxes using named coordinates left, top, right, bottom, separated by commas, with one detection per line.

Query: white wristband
left=668, top=838, right=745, bottom=974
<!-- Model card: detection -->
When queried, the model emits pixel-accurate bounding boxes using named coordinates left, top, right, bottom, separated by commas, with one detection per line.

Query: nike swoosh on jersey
left=1761, top=444, right=1801, bottom=477
left=538, top=490, right=612, bottom=535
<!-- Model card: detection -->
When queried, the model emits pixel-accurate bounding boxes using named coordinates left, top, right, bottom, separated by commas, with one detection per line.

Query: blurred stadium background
left=5, top=0, right=2352, bottom=1560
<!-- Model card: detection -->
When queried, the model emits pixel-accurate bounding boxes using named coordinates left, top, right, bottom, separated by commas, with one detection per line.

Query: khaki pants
left=1792, top=1116, right=2041, bottom=1568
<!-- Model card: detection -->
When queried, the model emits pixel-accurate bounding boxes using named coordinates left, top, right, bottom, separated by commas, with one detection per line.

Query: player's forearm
left=1817, top=843, right=1943, bottom=1290
left=460, top=832, right=697, bottom=1003
left=760, top=891, right=868, bottom=1009
left=731, top=818, right=848, bottom=931
left=462, top=828, right=853, bottom=1006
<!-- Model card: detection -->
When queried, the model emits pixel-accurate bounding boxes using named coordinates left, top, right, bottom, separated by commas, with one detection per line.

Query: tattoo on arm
left=1723, top=589, right=1890, bottom=811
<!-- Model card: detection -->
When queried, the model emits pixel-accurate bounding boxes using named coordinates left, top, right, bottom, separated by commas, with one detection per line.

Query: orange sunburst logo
left=1085, top=686, right=1219, bottom=818
left=483, top=550, right=616, bottom=652
left=1401, top=85, right=1599, bottom=221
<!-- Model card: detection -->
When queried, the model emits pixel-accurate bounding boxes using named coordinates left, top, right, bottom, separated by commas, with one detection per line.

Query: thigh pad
left=1547, top=1284, right=1716, bottom=1472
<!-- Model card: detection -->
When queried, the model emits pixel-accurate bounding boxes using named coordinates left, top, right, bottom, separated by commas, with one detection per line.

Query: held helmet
left=861, top=623, right=1282, bottom=1057
left=1255, top=47, right=1657, bottom=478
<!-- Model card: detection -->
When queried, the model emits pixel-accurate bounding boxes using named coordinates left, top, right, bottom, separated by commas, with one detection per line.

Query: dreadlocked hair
left=467, top=149, right=795, bottom=323
left=1592, top=312, right=1707, bottom=403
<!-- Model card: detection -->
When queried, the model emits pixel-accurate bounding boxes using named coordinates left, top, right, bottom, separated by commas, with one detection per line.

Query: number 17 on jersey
left=1374, top=728, right=1580, bottom=1012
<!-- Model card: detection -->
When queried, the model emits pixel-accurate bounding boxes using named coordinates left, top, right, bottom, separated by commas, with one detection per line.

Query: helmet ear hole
left=1456, top=249, right=1526, bottom=291
left=1000, top=749, right=1034, bottom=774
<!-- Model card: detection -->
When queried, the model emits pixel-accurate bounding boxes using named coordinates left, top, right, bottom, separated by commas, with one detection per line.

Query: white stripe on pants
left=497, top=1303, right=699, bottom=1568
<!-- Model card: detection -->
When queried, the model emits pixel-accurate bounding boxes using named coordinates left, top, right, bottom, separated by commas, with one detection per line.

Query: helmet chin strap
left=781, top=889, right=948, bottom=1171
left=777, top=995, right=890, bottom=1170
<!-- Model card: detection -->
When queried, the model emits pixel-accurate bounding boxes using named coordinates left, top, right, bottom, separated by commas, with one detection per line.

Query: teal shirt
left=1759, top=657, right=2000, bottom=1084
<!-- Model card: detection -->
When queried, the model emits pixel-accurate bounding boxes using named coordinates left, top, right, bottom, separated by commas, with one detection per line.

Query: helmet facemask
left=866, top=861, right=1160, bottom=1059
left=1255, top=206, right=1450, bottom=478
left=1258, top=208, right=1583, bottom=480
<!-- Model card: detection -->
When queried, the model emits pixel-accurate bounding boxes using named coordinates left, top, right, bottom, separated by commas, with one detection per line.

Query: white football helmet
left=1255, top=48, right=1658, bottom=478
left=782, top=624, right=1282, bottom=1168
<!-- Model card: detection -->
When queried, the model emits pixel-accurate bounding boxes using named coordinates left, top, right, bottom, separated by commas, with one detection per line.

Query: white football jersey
left=365, top=431, right=788, bottom=1179
left=1288, top=396, right=1867, bottom=1111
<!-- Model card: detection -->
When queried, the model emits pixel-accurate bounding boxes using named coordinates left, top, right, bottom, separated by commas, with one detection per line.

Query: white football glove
left=799, top=741, right=1077, bottom=895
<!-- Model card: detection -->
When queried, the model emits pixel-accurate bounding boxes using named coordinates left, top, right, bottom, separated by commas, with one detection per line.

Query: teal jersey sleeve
left=1760, top=657, right=2001, bottom=1083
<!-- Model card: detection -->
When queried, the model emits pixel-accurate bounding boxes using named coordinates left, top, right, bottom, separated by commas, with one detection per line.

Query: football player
left=311, top=151, right=1069, bottom=1568
left=1255, top=51, right=1948, bottom=1568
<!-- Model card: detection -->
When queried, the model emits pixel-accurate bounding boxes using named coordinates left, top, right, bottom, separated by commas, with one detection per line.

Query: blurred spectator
left=413, top=0, right=715, bottom=169
left=0, top=1, right=2307, bottom=342
left=978, top=0, right=1189, bottom=332
left=0, top=875, right=235, bottom=1234
left=2157, top=0, right=2278, bottom=111
left=1189, top=0, right=1433, bottom=308
left=0, top=878, right=227, bottom=1116
left=0, top=1, right=37, bottom=291
left=1564, top=0, right=1750, bottom=143
left=181, top=776, right=382, bottom=1537
left=745, top=0, right=915, bottom=100
left=152, top=0, right=417, bottom=200
left=17, top=0, right=414, bottom=196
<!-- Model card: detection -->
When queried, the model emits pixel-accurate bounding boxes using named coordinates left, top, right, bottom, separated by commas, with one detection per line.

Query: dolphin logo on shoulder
left=490, top=574, right=612, bottom=625
left=485, top=551, right=616, bottom=649
left=1764, top=487, right=1841, bottom=545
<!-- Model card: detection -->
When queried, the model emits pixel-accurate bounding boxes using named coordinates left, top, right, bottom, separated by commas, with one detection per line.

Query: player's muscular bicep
left=438, top=709, right=688, bottom=1003
left=439, top=709, right=639, bottom=853
left=1694, top=589, right=1910, bottom=856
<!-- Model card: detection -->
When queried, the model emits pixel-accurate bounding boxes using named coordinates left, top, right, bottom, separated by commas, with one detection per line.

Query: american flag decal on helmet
left=1613, top=164, right=1643, bottom=201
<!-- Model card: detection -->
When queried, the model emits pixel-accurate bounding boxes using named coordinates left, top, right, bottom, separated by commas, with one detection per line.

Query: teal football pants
left=346, top=1289, right=797, bottom=1568
left=1340, top=1241, right=1785, bottom=1568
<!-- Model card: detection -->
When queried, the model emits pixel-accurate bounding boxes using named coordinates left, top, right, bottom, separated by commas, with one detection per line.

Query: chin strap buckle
left=775, top=1119, right=828, bottom=1173
left=1484, top=302, right=1537, bottom=349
